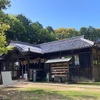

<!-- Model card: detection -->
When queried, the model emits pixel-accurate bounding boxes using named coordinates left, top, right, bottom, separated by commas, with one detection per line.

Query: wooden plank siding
left=92, top=47, right=100, bottom=81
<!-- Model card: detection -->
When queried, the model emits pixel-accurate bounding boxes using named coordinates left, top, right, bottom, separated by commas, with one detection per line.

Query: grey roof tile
left=9, top=36, right=94, bottom=54
left=9, top=41, right=42, bottom=54
left=37, top=36, right=94, bottom=53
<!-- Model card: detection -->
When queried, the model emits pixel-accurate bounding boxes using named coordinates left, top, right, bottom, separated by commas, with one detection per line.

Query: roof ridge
left=10, top=36, right=84, bottom=47
left=80, top=38, right=94, bottom=45
left=37, top=35, right=84, bottom=46
left=10, top=40, right=36, bottom=47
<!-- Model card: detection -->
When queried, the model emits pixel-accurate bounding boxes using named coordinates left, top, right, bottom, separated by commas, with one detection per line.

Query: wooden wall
left=0, top=47, right=97, bottom=83
left=92, top=48, right=100, bottom=81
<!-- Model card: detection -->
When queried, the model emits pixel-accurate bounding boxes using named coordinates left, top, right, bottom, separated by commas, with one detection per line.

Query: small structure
left=45, top=58, right=72, bottom=82
left=0, top=36, right=100, bottom=83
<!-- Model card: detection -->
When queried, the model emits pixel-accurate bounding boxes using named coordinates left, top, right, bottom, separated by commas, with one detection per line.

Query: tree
left=36, top=28, right=56, bottom=43
left=80, top=26, right=99, bottom=41
left=0, top=0, right=11, bottom=10
left=16, top=14, right=32, bottom=26
left=0, top=23, right=12, bottom=54
left=46, top=26, right=54, bottom=33
left=6, top=15, right=26, bottom=42
left=55, top=28, right=80, bottom=40
left=16, top=14, right=37, bottom=43
left=80, top=27, right=87, bottom=36
left=0, top=0, right=13, bottom=54
left=31, top=22, right=56, bottom=44
left=0, top=14, right=26, bottom=42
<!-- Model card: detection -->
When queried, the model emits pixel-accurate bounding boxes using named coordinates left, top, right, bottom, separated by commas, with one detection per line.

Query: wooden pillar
left=38, top=58, right=41, bottom=69
left=12, top=60, right=14, bottom=79
left=59, top=52, right=62, bottom=58
left=0, top=63, right=2, bottom=84
left=92, top=47, right=98, bottom=81
left=21, top=64, right=24, bottom=78
left=90, top=48, right=93, bottom=80
left=17, top=60, right=20, bottom=79
left=90, top=48, right=93, bottom=67
left=69, top=50, right=74, bottom=81
left=97, top=48, right=100, bottom=81
left=6, top=59, right=9, bottom=71
left=95, top=48, right=98, bottom=81
left=27, top=57, right=30, bottom=81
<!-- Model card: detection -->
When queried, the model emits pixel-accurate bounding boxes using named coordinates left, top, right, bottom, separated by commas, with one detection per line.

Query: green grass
left=57, top=90, right=99, bottom=99
left=23, top=88, right=100, bottom=100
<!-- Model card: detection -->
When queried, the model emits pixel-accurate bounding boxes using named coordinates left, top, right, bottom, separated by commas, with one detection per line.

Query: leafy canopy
left=0, top=23, right=10, bottom=54
left=0, top=0, right=11, bottom=10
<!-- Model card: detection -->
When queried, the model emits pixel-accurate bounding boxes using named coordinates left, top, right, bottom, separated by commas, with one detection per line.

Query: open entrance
left=29, top=69, right=46, bottom=82
left=18, top=58, right=47, bottom=82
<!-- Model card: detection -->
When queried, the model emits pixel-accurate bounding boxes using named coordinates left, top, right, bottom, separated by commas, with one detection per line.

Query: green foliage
left=1, top=0, right=100, bottom=48
left=0, top=0, right=11, bottom=10
left=46, top=26, right=55, bottom=33
left=2, top=12, right=100, bottom=44
left=16, top=15, right=39, bottom=43
left=5, top=14, right=56, bottom=44
left=0, top=0, right=56, bottom=45
left=55, top=26, right=100, bottom=42
left=80, top=26, right=100, bottom=41
left=0, top=23, right=11, bottom=54
left=0, top=0, right=13, bottom=54
left=55, top=28, right=80, bottom=39
left=1, top=0, right=100, bottom=45
left=6, top=15, right=26, bottom=41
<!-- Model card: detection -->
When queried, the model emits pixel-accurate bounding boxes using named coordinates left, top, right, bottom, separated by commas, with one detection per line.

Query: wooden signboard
left=51, top=62, right=69, bottom=77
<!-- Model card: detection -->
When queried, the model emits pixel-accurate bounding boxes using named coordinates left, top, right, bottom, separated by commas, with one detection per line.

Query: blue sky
left=4, top=0, right=100, bottom=30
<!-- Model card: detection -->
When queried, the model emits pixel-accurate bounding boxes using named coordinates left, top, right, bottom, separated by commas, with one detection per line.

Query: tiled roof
left=9, top=41, right=42, bottom=54
left=37, top=36, right=94, bottom=53
left=9, top=36, right=94, bottom=54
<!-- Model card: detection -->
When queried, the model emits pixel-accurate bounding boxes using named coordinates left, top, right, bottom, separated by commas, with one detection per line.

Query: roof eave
left=43, top=46, right=93, bottom=54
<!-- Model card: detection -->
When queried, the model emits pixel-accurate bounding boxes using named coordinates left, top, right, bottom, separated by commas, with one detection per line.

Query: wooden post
left=69, top=50, right=74, bottom=81
left=6, top=59, right=9, bottom=71
left=25, top=58, right=27, bottom=73
left=27, top=57, right=30, bottom=81
left=0, top=62, right=1, bottom=84
left=90, top=48, right=93, bottom=80
left=22, top=64, right=24, bottom=78
left=97, top=48, right=99, bottom=80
